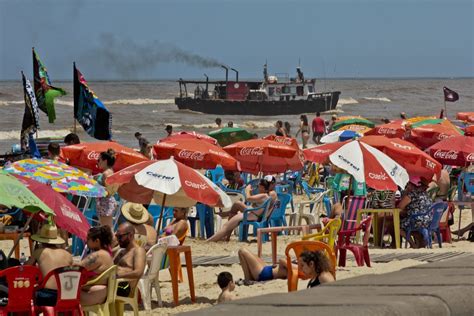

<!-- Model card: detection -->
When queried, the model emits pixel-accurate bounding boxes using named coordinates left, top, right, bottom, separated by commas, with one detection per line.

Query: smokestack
left=230, top=67, right=239, bottom=82
left=221, top=65, right=229, bottom=82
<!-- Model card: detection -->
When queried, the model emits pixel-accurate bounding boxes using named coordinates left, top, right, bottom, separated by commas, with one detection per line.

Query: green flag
left=33, top=48, right=66, bottom=123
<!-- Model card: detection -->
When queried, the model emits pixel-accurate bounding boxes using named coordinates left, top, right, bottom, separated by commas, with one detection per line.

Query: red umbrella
left=408, top=123, right=463, bottom=149
left=223, top=139, right=302, bottom=174
left=12, top=174, right=90, bottom=240
left=159, top=131, right=218, bottom=145
left=303, top=141, right=349, bottom=164
left=427, top=136, right=474, bottom=166
left=365, top=120, right=406, bottom=139
left=465, top=125, right=474, bottom=136
left=153, top=139, right=239, bottom=170
left=360, top=135, right=442, bottom=179
left=61, top=141, right=149, bottom=174
left=262, top=134, right=299, bottom=149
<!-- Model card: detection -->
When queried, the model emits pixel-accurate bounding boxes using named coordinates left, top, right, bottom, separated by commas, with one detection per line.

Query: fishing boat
left=175, top=64, right=341, bottom=116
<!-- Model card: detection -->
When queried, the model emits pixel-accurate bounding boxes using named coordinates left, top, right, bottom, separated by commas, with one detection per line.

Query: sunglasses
left=115, top=232, right=130, bottom=238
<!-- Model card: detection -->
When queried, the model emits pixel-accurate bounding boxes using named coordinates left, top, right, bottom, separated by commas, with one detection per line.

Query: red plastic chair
left=337, top=216, right=372, bottom=267
left=0, top=265, right=42, bottom=315
left=285, top=240, right=336, bottom=292
left=37, top=266, right=88, bottom=316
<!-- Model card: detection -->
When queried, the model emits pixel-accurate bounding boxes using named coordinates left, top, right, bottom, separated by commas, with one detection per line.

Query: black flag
left=443, top=87, right=459, bottom=102
left=20, top=72, right=40, bottom=150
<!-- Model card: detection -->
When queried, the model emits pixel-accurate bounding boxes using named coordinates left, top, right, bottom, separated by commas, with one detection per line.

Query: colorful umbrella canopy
left=3, top=158, right=106, bottom=197
left=303, top=141, right=348, bottom=164
left=153, top=139, right=239, bottom=170
left=61, top=141, right=149, bottom=175
left=408, top=123, right=463, bottom=149
left=365, top=120, right=406, bottom=139
left=427, top=136, right=474, bottom=167
left=12, top=174, right=90, bottom=240
left=106, top=158, right=232, bottom=208
left=360, top=136, right=442, bottom=179
left=337, top=124, right=372, bottom=134
left=333, top=118, right=375, bottom=130
left=321, top=130, right=361, bottom=144
left=159, top=131, right=218, bottom=145
left=0, top=171, right=54, bottom=215
left=223, top=139, right=303, bottom=174
left=329, top=141, right=409, bottom=191
left=410, top=118, right=444, bottom=129
left=208, top=127, right=254, bottom=147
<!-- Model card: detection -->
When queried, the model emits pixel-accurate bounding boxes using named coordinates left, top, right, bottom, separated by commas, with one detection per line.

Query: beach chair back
left=0, top=265, right=42, bottom=314
left=285, top=240, right=336, bottom=292
left=302, top=218, right=341, bottom=253
left=146, top=244, right=168, bottom=280
left=342, top=196, right=367, bottom=231
left=270, top=193, right=292, bottom=226
left=39, top=266, right=87, bottom=313
left=84, top=265, right=118, bottom=311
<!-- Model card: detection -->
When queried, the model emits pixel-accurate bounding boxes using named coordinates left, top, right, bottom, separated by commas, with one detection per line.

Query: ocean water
left=0, top=78, right=472, bottom=153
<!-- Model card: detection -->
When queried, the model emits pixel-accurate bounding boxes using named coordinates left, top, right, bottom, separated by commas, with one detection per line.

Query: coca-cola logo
left=178, top=150, right=205, bottom=161
left=87, top=151, right=100, bottom=160
left=368, top=172, right=388, bottom=180
left=433, top=150, right=458, bottom=160
left=312, top=148, right=332, bottom=154
left=118, top=169, right=135, bottom=176
left=60, top=204, right=81, bottom=222
left=274, top=137, right=293, bottom=146
left=437, top=133, right=453, bottom=140
left=378, top=128, right=396, bottom=135
left=239, top=147, right=264, bottom=156
left=184, top=180, right=208, bottom=190
left=466, top=153, right=474, bottom=162
left=208, top=149, right=231, bottom=158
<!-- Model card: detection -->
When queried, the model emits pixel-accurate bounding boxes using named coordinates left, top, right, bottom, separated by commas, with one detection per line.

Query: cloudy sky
left=0, top=0, right=472, bottom=80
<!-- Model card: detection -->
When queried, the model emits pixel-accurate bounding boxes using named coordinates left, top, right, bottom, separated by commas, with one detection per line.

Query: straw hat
left=121, top=202, right=149, bottom=224
left=31, top=223, right=65, bottom=245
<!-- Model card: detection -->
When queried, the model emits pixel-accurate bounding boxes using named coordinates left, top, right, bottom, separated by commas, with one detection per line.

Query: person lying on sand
left=237, top=248, right=292, bottom=282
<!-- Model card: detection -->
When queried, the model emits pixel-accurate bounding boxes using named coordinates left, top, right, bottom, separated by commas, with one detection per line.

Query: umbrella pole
left=157, top=194, right=167, bottom=233
left=7, top=213, right=35, bottom=260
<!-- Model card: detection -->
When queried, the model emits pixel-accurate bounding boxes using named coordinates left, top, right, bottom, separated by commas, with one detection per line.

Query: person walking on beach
left=275, top=120, right=287, bottom=137
left=215, top=118, right=223, bottom=128
left=165, top=125, right=173, bottom=137
left=327, top=115, right=337, bottom=134
left=134, top=132, right=148, bottom=153
left=295, top=115, right=310, bottom=149
left=312, top=112, right=325, bottom=144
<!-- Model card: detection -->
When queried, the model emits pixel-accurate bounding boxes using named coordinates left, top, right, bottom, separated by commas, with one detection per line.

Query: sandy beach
left=2, top=205, right=471, bottom=315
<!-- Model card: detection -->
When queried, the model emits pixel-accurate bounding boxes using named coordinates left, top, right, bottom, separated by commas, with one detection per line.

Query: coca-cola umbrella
left=223, top=139, right=303, bottom=174
left=61, top=141, right=149, bottom=175
left=329, top=140, right=409, bottom=191
left=428, top=136, right=474, bottom=167
left=365, top=120, right=407, bottom=139
left=106, top=158, right=232, bottom=230
left=153, top=139, right=239, bottom=170
left=263, top=134, right=299, bottom=148
left=360, top=135, right=442, bottom=179
left=408, top=123, right=463, bottom=149
left=303, top=141, right=349, bottom=164
left=12, top=174, right=90, bottom=240
left=158, top=131, right=218, bottom=145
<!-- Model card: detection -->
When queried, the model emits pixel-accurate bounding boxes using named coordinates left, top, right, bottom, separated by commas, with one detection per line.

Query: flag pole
left=444, top=99, right=447, bottom=120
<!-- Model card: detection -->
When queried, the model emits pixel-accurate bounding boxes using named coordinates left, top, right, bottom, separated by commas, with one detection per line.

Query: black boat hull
left=175, top=91, right=341, bottom=115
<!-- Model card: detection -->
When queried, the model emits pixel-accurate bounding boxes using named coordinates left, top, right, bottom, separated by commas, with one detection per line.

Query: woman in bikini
left=78, top=226, right=114, bottom=306
left=95, top=149, right=118, bottom=229
left=238, top=248, right=291, bottom=282
left=207, top=176, right=277, bottom=242
left=299, top=250, right=335, bottom=288
left=295, top=115, right=310, bottom=149
left=161, top=207, right=189, bottom=245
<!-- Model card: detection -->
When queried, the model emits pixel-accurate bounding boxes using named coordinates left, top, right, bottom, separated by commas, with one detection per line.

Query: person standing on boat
left=312, top=112, right=325, bottom=144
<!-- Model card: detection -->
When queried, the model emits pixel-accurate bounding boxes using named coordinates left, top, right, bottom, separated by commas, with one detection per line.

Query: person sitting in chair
left=160, top=207, right=189, bottom=245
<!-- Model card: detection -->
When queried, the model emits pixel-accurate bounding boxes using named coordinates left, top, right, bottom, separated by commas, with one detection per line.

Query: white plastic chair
left=137, top=243, right=168, bottom=310
left=214, top=192, right=245, bottom=232
left=296, top=189, right=331, bottom=226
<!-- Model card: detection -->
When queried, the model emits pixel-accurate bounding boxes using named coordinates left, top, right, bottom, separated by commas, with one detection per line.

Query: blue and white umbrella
left=321, top=130, right=361, bottom=144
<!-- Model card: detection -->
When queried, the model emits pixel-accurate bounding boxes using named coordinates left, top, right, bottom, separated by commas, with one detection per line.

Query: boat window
left=296, top=86, right=304, bottom=96
left=268, top=87, right=275, bottom=96
left=290, top=86, right=297, bottom=94
left=282, top=86, right=291, bottom=94
left=307, top=86, right=314, bottom=93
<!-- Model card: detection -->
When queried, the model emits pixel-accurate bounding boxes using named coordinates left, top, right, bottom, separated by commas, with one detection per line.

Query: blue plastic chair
left=301, top=180, right=325, bottom=199
left=238, top=198, right=273, bottom=242
left=206, top=166, right=225, bottom=184
left=269, top=193, right=292, bottom=229
left=188, top=203, right=214, bottom=239
left=148, top=205, right=174, bottom=232
left=405, top=202, right=448, bottom=248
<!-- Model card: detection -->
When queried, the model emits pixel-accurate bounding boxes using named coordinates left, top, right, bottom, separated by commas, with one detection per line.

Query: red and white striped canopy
left=329, top=141, right=409, bottom=191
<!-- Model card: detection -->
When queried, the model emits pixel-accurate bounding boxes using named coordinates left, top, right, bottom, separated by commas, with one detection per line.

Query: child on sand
left=217, top=271, right=235, bottom=303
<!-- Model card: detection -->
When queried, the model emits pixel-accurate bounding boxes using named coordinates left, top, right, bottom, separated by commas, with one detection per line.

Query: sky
left=0, top=0, right=473, bottom=80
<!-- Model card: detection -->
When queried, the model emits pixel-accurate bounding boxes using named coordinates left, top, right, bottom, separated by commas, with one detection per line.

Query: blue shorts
left=258, top=265, right=274, bottom=282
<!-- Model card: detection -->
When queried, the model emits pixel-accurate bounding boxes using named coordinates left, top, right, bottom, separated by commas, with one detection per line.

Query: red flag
left=443, top=86, right=459, bottom=102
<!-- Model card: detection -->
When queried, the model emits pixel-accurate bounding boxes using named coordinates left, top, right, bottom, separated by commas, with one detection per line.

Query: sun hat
left=121, top=202, right=149, bottom=224
left=31, top=222, right=65, bottom=245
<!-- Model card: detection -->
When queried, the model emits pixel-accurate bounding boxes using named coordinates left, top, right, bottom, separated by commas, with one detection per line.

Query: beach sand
left=1, top=205, right=472, bottom=315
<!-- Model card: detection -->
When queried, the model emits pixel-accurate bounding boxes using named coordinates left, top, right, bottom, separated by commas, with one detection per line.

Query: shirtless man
left=429, top=169, right=451, bottom=200
left=27, top=223, right=73, bottom=306
left=113, top=222, right=146, bottom=297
